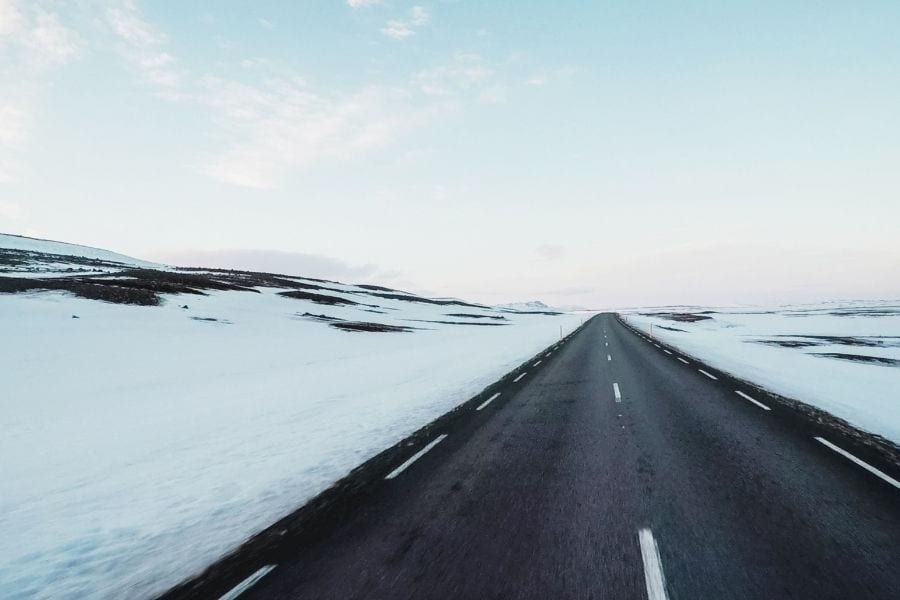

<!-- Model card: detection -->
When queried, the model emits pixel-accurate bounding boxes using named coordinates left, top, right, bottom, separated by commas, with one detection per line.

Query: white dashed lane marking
left=385, top=435, right=448, bottom=480
left=476, top=393, right=501, bottom=411
left=814, top=437, right=900, bottom=490
left=219, top=565, right=277, bottom=600
left=638, top=529, right=670, bottom=600
left=735, top=390, right=770, bottom=411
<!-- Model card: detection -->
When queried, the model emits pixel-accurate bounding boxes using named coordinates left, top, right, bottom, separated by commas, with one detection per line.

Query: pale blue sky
left=2, top=1, right=898, bottom=306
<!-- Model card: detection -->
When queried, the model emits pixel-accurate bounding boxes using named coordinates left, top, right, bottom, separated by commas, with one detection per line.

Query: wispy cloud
left=410, top=6, right=429, bottom=25
left=202, top=50, right=507, bottom=188
left=0, top=1, right=506, bottom=190
left=106, top=0, right=164, bottom=46
left=381, top=5, right=429, bottom=40
left=0, top=0, right=81, bottom=183
left=105, top=0, right=181, bottom=90
left=347, top=0, right=382, bottom=7
left=0, top=1, right=81, bottom=67
left=21, top=8, right=81, bottom=66
left=201, top=78, right=427, bottom=189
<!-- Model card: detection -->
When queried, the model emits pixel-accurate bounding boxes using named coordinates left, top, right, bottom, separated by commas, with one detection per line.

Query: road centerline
left=638, top=528, right=670, bottom=600
left=613, top=383, right=622, bottom=402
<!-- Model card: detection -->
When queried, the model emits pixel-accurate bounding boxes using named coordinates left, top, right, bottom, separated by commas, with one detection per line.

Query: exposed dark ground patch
left=409, top=319, right=509, bottom=326
left=757, top=340, right=820, bottom=348
left=755, top=335, right=900, bottom=348
left=295, top=312, right=342, bottom=322
left=363, top=291, right=487, bottom=309
left=279, top=290, right=362, bottom=306
left=329, top=321, right=415, bottom=333
left=654, top=324, right=686, bottom=332
left=814, top=353, right=900, bottom=366
left=829, top=309, right=900, bottom=317
left=641, top=312, right=713, bottom=322
left=445, top=313, right=507, bottom=320
left=497, top=309, right=562, bottom=316
left=0, top=276, right=161, bottom=305
left=783, top=306, right=900, bottom=318
left=0, top=266, right=259, bottom=306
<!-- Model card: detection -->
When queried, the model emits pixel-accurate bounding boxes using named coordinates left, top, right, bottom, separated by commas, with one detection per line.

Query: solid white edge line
left=638, top=528, right=669, bottom=600
left=534, top=360, right=542, bottom=366
left=664, top=349, right=672, bottom=355
left=735, top=390, right=770, bottom=411
left=677, top=357, right=689, bottom=364
left=514, top=372, right=527, bottom=382
left=613, top=382, right=622, bottom=402
left=814, top=437, right=900, bottom=490
left=476, top=392, right=501, bottom=411
left=218, top=565, right=277, bottom=600
left=385, top=434, right=448, bottom=480
left=698, top=369, right=718, bottom=380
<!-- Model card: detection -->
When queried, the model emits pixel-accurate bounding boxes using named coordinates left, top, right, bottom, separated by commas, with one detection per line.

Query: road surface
left=229, top=313, right=900, bottom=599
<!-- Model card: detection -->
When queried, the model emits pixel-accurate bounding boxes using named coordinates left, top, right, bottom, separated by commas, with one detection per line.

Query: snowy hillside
left=0, top=233, right=158, bottom=274
left=623, top=304, right=900, bottom=444
left=0, top=235, right=586, bottom=599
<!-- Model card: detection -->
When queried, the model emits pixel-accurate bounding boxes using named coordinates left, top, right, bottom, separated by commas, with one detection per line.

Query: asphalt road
left=235, top=313, right=900, bottom=600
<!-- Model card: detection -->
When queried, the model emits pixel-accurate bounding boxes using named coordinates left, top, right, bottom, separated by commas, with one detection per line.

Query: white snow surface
left=623, top=303, right=900, bottom=444
left=0, top=237, right=585, bottom=599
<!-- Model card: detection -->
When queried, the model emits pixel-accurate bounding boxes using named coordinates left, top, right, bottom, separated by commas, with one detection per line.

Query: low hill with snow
left=0, top=233, right=158, bottom=273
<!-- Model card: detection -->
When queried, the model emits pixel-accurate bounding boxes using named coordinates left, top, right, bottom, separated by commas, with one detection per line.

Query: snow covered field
left=623, top=304, right=900, bottom=444
left=0, top=235, right=586, bottom=599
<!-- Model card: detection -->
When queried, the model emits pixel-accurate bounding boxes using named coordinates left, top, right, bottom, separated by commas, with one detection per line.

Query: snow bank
left=623, top=303, right=900, bottom=444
